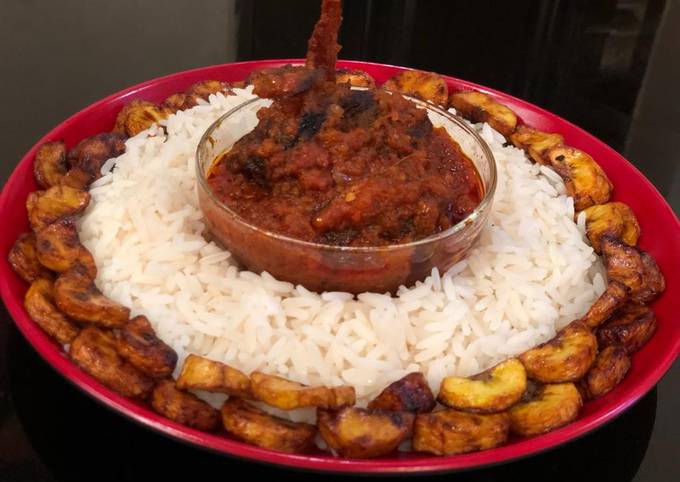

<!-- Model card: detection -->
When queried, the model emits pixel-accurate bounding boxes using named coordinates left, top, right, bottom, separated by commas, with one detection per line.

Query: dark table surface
left=1, top=1, right=678, bottom=480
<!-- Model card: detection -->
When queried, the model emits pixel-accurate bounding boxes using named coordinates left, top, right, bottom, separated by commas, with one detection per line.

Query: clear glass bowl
left=196, top=94, right=496, bottom=294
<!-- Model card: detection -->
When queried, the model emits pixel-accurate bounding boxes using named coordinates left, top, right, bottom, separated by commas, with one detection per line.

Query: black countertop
left=1, top=1, right=678, bottom=480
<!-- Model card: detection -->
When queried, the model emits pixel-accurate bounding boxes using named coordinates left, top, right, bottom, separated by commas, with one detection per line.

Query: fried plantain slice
left=545, top=146, right=613, bottom=211
left=24, top=278, right=79, bottom=344
left=519, top=322, right=597, bottom=383
left=633, top=251, right=665, bottom=304
left=578, top=280, right=629, bottom=329
left=8, top=233, right=53, bottom=284
left=33, top=141, right=68, bottom=188
left=114, top=315, right=177, bottom=379
left=582, top=202, right=640, bottom=253
left=508, top=382, right=582, bottom=437
left=176, top=354, right=251, bottom=397
left=220, top=398, right=317, bottom=453
left=54, top=269, right=129, bottom=328
left=438, top=358, right=527, bottom=413
left=60, top=167, right=94, bottom=190
left=113, top=100, right=170, bottom=137
left=165, top=80, right=235, bottom=111
left=250, top=371, right=355, bottom=410
left=601, top=235, right=665, bottom=303
left=318, top=407, right=415, bottom=458
left=27, top=185, right=90, bottom=232
left=368, top=372, right=436, bottom=413
left=509, top=126, right=563, bottom=165
left=579, top=345, right=631, bottom=400
left=597, top=303, right=657, bottom=353
left=35, top=218, right=97, bottom=278
left=382, top=70, right=449, bottom=107
left=186, top=79, right=233, bottom=99
left=306, top=0, right=342, bottom=80
left=449, top=90, right=518, bottom=137
left=150, top=379, right=220, bottom=431
left=162, top=93, right=188, bottom=112
left=69, top=326, right=153, bottom=398
left=67, top=132, right=126, bottom=184
left=249, top=65, right=324, bottom=99
left=335, top=68, right=375, bottom=88
left=412, top=409, right=509, bottom=455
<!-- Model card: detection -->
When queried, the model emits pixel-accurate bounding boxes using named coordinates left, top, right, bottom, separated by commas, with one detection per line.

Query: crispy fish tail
left=306, top=0, right=342, bottom=80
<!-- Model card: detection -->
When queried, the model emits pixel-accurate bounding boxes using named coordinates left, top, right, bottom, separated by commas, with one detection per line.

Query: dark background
left=0, top=0, right=678, bottom=481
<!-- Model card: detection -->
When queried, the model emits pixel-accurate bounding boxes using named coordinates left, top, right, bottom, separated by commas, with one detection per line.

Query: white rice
left=78, top=87, right=605, bottom=419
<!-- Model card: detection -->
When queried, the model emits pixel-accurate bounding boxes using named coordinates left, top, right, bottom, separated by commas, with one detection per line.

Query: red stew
left=207, top=82, right=482, bottom=247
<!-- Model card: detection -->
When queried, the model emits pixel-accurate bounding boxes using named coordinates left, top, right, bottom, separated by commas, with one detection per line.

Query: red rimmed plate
left=1, top=60, right=678, bottom=474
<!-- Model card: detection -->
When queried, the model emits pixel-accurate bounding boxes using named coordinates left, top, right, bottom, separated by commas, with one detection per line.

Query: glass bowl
left=196, top=94, right=496, bottom=294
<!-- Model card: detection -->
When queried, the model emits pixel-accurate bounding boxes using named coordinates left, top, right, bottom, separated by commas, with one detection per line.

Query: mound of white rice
left=78, top=87, right=605, bottom=419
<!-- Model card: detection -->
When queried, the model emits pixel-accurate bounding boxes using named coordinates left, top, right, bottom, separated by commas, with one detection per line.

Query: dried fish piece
left=306, top=0, right=343, bottom=80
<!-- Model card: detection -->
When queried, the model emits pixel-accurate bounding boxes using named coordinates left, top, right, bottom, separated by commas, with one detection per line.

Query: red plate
left=1, top=60, right=679, bottom=474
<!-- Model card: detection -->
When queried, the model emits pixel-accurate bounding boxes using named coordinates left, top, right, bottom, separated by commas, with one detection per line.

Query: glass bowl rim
left=195, top=92, right=497, bottom=253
